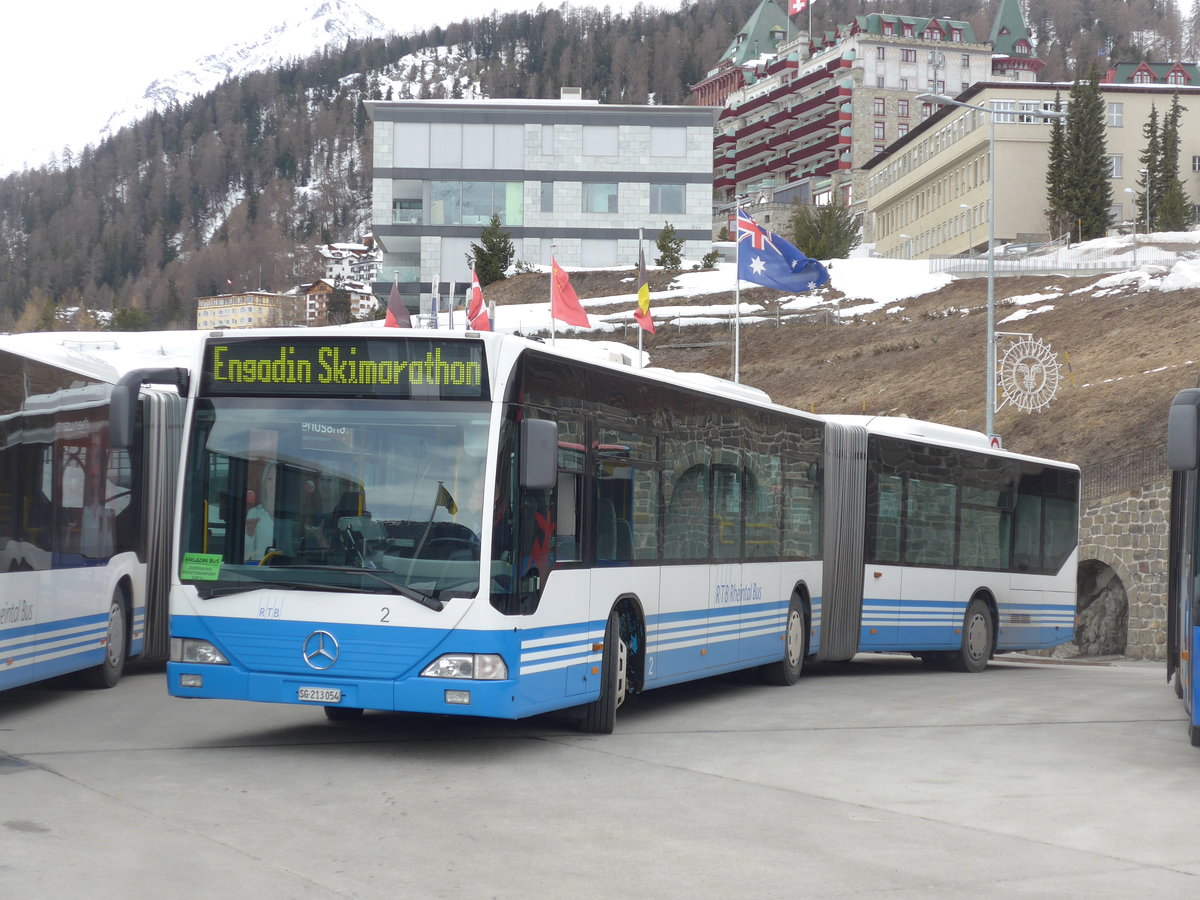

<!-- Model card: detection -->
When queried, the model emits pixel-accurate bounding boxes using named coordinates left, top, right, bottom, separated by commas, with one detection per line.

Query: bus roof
left=826, top=414, right=1078, bottom=470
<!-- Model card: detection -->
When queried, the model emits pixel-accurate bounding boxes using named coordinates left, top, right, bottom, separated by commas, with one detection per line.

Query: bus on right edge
left=1167, top=387, right=1200, bottom=745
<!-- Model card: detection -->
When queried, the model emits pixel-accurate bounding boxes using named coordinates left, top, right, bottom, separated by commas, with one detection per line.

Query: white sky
left=5, top=0, right=668, bottom=174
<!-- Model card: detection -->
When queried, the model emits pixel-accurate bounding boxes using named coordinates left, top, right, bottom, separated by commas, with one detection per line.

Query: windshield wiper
left=194, top=579, right=381, bottom=598
left=258, top=565, right=445, bottom=611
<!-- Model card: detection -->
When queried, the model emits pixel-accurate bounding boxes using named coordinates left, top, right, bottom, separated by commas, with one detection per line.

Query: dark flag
left=384, top=281, right=411, bottom=328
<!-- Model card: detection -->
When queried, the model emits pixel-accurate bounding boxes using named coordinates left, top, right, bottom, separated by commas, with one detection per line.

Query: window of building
left=961, top=54, right=970, bottom=68
left=581, top=239, right=619, bottom=267
left=900, top=77, right=909, bottom=90
left=876, top=75, right=886, bottom=88
left=1107, top=155, right=1123, bottom=178
left=650, top=183, right=684, bottom=215
left=583, top=125, right=619, bottom=156
left=650, top=127, right=687, bottom=157
left=1192, top=155, right=1200, bottom=172
left=873, top=98, right=885, bottom=115
left=898, top=99, right=909, bottom=117
left=951, top=28, right=962, bottom=41
left=1132, top=70, right=1153, bottom=84
left=898, top=123, right=909, bottom=137
left=540, top=182, right=554, bottom=213
left=902, top=24, right=914, bottom=37
left=901, top=48, right=916, bottom=63
left=1107, top=102, right=1123, bottom=127
left=874, top=122, right=886, bottom=141
left=883, top=22, right=894, bottom=36
left=991, top=100, right=1016, bottom=124
left=876, top=46, right=886, bottom=60
left=875, top=145, right=885, bottom=154
left=392, top=199, right=422, bottom=225
left=1168, top=71, right=1187, bottom=85
left=583, top=182, right=619, bottom=213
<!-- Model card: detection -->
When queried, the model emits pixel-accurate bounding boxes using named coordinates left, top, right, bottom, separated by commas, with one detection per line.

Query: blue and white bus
left=134, top=329, right=1078, bottom=731
left=1167, top=386, right=1200, bottom=745
left=0, top=338, right=185, bottom=691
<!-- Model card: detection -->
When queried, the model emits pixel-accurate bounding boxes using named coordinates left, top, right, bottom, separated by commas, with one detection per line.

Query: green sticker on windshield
left=181, top=553, right=223, bottom=581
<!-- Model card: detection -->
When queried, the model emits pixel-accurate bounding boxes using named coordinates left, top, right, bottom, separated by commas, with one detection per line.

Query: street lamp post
left=1123, top=187, right=1137, bottom=237
left=1140, top=167, right=1152, bottom=232
left=959, top=203, right=973, bottom=256
left=916, top=93, right=1065, bottom=439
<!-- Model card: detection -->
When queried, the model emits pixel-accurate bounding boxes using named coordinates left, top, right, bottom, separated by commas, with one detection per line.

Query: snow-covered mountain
left=98, top=1, right=391, bottom=144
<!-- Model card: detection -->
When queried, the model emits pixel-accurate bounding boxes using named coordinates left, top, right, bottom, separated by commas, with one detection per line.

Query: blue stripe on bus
left=169, top=600, right=798, bottom=719
left=857, top=596, right=1074, bottom=651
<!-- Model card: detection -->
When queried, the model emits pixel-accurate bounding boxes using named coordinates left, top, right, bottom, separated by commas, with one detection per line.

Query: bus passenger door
left=707, top=462, right=742, bottom=669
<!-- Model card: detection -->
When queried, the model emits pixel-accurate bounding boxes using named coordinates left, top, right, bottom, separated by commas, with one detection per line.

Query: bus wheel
left=950, top=598, right=993, bottom=673
left=580, top=610, right=628, bottom=734
left=761, top=598, right=806, bottom=686
left=324, top=706, right=364, bottom=721
left=79, top=591, right=127, bottom=689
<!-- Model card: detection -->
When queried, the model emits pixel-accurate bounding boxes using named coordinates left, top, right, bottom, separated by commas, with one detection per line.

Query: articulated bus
left=1167, top=386, right=1200, bottom=745
left=0, top=338, right=185, bottom=691
left=127, top=329, right=1078, bottom=732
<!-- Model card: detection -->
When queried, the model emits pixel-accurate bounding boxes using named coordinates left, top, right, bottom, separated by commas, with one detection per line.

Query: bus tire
left=78, top=590, right=128, bottom=689
left=580, top=610, right=627, bottom=734
left=324, top=706, right=364, bottom=721
left=950, top=597, right=993, bottom=673
left=761, top=597, right=806, bottom=686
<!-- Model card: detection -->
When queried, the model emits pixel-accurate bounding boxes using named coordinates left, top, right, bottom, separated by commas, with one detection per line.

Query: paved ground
left=2, top=654, right=1198, bottom=898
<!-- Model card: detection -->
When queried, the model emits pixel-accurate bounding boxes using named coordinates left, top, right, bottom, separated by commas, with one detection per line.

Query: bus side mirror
left=109, top=367, right=190, bottom=452
left=1168, top=394, right=1200, bottom=471
left=520, top=419, right=558, bottom=490
left=110, top=382, right=136, bottom=451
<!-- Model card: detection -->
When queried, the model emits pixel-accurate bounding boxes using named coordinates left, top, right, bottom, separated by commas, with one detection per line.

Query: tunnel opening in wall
left=1073, top=559, right=1129, bottom=656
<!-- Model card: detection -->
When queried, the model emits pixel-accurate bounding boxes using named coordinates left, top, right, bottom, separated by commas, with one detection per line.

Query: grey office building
left=367, top=94, right=719, bottom=317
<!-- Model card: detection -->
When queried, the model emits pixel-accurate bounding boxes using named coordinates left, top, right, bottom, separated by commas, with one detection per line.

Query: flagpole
left=734, top=203, right=742, bottom=383
left=637, top=228, right=644, bottom=366
left=448, top=279, right=456, bottom=330
left=550, top=245, right=556, bottom=345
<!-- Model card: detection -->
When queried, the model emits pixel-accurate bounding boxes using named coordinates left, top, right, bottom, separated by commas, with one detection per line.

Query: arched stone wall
left=1078, top=481, right=1170, bottom=661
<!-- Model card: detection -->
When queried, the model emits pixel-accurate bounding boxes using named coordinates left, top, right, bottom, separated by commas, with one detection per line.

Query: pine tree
left=1135, top=105, right=1161, bottom=231
left=1044, top=92, right=1070, bottom=238
left=1156, top=93, right=1192, bottom=232
left=654, top=222, right=684, bottom=269
left=790, top=200, right=861, bottom=260
left=1062, top=67, right=1113, bottom=241
left=467, top=214, right=514, bottom=286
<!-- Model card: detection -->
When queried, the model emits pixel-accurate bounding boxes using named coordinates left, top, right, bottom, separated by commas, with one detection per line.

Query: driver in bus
left=245, top=463, right=277, bottom=562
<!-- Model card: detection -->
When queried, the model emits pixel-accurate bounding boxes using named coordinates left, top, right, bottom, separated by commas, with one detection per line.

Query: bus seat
left=596, top=498, right=617, bottom=561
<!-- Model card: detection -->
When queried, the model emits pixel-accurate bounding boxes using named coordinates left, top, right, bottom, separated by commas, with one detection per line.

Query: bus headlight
left=170, top=638, right=230, bottom=665
left=421, top=654, right=508, bottom=680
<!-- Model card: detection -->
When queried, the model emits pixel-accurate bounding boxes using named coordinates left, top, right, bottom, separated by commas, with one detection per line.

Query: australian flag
left=737, top=209, right=829, bottom=293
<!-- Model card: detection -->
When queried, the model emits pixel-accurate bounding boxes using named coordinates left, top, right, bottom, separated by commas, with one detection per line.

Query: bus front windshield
left=181, top=397, right=490, bottom=602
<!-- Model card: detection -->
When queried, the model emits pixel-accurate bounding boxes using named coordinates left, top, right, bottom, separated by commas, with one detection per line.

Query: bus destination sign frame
left=200, top=337, right=489, bottom=400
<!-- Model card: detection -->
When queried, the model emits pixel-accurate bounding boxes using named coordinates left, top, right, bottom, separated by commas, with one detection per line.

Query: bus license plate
left=298, top=687, right=342, bottom=703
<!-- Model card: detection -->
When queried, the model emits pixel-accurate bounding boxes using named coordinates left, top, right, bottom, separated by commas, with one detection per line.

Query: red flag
left=550, top=258, right=591, bottom=328
left=384, top=281, right=411, bottom=328
left=467, top=269, right=491, bottom=331
left=789, top=0, right=809, bottom=12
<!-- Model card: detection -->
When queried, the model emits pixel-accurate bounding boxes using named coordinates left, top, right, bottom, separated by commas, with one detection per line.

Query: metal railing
left=1081, top=446, right=1168, bottom=502
left=931, top=248, right=1186, bottom=276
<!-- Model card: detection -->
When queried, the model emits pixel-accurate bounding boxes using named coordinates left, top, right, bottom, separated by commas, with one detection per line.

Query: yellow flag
left=435, top=482, right=458, bottom=515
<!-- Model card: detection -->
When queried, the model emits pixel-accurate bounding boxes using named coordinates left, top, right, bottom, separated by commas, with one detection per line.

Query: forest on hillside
left=0, top=0, right=1193, bottom=330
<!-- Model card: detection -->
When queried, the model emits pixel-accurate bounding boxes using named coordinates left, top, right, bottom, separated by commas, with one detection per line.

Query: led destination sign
left=200, top=338, right=488, bottom=399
